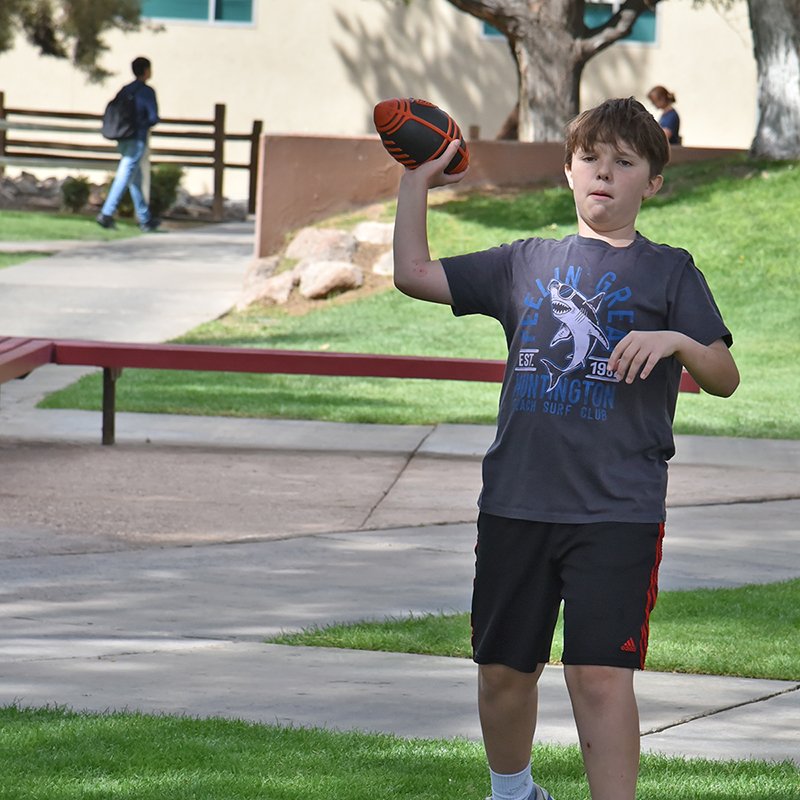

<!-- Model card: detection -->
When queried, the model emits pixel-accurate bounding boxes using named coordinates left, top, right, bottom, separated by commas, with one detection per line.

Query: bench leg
left=102, top=367, right=122, bottom=445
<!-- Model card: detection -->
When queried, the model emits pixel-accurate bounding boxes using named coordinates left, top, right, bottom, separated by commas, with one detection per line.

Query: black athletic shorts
left=471, top=512, right=665, bottom=672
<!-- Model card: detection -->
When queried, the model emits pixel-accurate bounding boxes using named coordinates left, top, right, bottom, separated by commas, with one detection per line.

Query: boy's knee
left=564, top=664, right=633, bottom=704
left=478, top=663, right=542, bottom=701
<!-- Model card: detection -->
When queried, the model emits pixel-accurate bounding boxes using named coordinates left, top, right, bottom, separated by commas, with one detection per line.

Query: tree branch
left=0, top=0, right=142, bottom=83
left=443, top=0, right=532, bottom=37
left=579, top=0, right=663, bottom=59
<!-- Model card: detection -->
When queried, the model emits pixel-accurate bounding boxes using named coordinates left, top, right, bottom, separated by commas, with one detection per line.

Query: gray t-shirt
left=442, top=233, right=732, bottom=524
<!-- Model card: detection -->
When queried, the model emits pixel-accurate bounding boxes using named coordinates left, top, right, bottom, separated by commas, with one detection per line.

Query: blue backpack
left=101, top=84, right=141, bottom=140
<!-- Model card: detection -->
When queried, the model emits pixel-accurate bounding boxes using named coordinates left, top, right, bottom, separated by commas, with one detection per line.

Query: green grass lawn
left=266, top=579, right=800, bottom=682
left=0, top=209, right=140, bottom=270
left=2, top=705, right=796, bottom=800
left=0, top=208, right=140, bottom=241
left=39, top=156, right=800, bottom=438
left=0, top=251, right=52, bottom=269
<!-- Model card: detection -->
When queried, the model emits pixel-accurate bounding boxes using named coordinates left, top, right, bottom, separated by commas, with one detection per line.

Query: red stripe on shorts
left=639, top=522, right=665, bottom=669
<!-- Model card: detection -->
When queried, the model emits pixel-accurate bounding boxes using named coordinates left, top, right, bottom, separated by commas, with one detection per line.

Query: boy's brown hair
left=564, top=97, right=670, bottom=177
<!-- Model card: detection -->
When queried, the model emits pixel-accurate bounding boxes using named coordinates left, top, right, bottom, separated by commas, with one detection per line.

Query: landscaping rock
left=168, top=188, right=248, bottom=222
left=236, top=256, right=281, bottom=309
left=0, top=172, right=246, bottom=220
left=298, top=261, right=364, bottom=300
left=285, top=227, right=357, bottom=263
left=353, top=221, right=394, bottom=246
left=256, top=270, right=299, bottom=305
left=372, top=249, right=394, bottom=276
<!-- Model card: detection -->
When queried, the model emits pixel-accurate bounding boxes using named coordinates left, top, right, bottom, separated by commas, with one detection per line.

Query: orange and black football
left=373, top=97, right=469, bottom=175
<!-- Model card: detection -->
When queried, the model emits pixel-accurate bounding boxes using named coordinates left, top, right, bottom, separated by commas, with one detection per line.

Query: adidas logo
left=620, top=638, right=637, bottom=653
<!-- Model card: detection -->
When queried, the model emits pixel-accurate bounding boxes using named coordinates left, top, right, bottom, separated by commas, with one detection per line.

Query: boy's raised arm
left=392, top=140, right=465, bottom=305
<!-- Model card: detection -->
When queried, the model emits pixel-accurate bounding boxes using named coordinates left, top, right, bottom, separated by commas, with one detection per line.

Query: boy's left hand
left=608, top=330, right=683, bottom=383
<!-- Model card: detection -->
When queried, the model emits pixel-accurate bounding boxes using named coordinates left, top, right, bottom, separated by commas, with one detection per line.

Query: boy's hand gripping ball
left=373, top=98, right=469, bottom=175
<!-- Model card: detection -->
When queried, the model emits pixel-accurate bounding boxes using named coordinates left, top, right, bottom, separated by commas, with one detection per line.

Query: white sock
left=489, top=762, right=534, bottom=800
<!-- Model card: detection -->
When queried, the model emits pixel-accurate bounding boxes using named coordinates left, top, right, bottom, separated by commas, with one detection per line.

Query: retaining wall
left=254, top=135, right=745, bottom=258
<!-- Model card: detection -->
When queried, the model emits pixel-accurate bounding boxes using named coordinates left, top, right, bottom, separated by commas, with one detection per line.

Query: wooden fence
left=0, top=92, right=262, bottom=219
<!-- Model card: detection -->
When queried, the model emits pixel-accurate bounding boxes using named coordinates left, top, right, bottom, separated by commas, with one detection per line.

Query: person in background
left=647, top=86, right=681, bottom=145
left=97, top=56, right=160, bottom=231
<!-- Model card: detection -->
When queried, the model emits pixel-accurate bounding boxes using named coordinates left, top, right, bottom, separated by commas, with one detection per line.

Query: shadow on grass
left=436, top=185, right=577, bottom=231
left=39, top=369, right=501, bottom=426
left=431, top=155, right=797, bottom=233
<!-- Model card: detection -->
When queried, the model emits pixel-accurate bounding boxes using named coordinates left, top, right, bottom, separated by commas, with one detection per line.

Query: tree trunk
left=442, top=0, right=659, bottom=142
left=514, top=33, right=583, bottom=141
left=496, top=104, right=519, bottom=140
left=747, top=0, right=800, bottom=159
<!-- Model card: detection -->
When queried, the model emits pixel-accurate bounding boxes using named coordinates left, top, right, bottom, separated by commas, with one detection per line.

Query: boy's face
left=565, top=140, right=663, bottom=242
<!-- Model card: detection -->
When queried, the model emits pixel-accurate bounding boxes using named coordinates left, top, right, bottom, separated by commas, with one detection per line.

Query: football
left=373, top=97, right=469, bottom=175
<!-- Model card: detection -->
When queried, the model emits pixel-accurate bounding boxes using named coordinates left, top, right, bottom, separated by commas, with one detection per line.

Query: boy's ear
left=564, top=164, right=574, bottom=190
left=644, top=174, right=664, bottom=199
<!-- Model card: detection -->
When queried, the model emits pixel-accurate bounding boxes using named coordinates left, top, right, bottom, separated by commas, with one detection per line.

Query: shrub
left=149, top=163, right=184, bottom=218
left=61, top=175, right=91, bottom=213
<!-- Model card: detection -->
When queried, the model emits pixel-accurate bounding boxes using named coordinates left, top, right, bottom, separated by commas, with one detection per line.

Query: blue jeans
left=102, top=138, right=151, bottom=223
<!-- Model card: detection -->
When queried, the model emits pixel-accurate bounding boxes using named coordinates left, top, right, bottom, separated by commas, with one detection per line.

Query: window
left=483, top=3, right=656, bottom=44
left=584, top=2, right=656, bottom=43
left=141, top=0, right=252, bottom=23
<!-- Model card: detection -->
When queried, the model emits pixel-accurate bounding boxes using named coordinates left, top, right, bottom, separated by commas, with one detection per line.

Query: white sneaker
left=484, top=786, right=555, bottom=800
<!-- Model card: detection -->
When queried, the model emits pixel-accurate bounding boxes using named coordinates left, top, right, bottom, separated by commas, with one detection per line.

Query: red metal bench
left=1, top=337, right=701, bottom=444
left=0, top=336, right=54, bottom=384
left=50, top=340, right=511, bottom=444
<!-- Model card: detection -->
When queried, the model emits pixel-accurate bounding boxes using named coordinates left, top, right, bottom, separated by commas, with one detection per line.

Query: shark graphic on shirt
left=540, top=279, right=609, bottom=391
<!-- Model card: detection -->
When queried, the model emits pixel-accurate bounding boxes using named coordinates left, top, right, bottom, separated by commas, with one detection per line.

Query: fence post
left=248, top=119, right=263, bottom=215
left=0, top=92, right=6, bottom=177
left=212, top=103, right=225, bottom=221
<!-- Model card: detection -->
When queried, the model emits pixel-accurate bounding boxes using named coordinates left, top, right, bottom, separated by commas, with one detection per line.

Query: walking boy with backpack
left=391, top=97, right=739, bottom=800
left=97, top=56, right=160, bottom=231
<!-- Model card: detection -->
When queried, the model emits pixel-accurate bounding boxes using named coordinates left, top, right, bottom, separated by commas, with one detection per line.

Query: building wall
left=0, top=0, right=755, bottom=199
left=582, top=0, right=756, bottom=149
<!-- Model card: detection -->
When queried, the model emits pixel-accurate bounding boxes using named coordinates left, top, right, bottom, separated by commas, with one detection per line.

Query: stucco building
left=0, top=0, right=755, bottom=198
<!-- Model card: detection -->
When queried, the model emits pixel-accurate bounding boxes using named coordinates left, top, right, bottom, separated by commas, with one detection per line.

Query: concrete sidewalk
left=0, top=438, right=797, bottom=765
left=0, top=221, right=251, bottom=346
left=0, top=224, right=797, bottom=769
